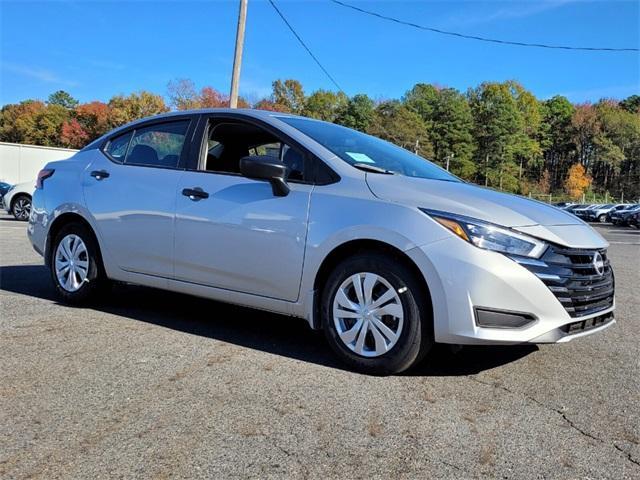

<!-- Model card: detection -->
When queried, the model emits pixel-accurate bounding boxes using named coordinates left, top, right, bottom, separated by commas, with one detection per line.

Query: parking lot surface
left=1, top=213, right=639, bottom=479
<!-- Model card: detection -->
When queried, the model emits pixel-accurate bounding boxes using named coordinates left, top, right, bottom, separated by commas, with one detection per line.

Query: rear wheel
left=50, top=222, right=107, bottom=304
left=11, top=194, right=31, bottom=221
left=321, top=253, right=432, bottom=375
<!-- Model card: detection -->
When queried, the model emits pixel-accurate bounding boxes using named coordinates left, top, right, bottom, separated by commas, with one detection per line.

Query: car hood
left=366, top=175, right=607, bottom=248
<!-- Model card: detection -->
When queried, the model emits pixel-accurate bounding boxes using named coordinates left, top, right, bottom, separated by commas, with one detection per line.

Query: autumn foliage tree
left=0, top=100, right=69, bottom=146
left=564, top=163, right=592, bottom=200
left=167, top=79, right=248, bottom=110
left=108, top=91, right=168, bottom=124
left=253, top=99, right=291, bottom=112
left=271, top=79, right=305, bottom=114
left=60, top=119, right=89, bottom=149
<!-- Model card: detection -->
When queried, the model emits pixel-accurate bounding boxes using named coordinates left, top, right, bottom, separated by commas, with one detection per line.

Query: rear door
left=83, top=116, right=196, bottom=277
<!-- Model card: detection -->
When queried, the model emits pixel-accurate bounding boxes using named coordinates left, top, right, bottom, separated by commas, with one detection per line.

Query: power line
left=329, top=0, right=639, bottom=52
left=268, top=0, right=344, bottom=92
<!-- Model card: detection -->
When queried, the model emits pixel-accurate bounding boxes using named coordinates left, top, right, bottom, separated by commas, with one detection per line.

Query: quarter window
left=125, top=120, right=190, bottom=168
left=104, top=131, right=132, bottom=163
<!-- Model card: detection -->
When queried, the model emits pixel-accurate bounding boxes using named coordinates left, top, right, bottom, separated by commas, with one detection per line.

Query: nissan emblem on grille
left=515, top=246, right=614, bottom=318
left=593, top=251, right=605, bottom=276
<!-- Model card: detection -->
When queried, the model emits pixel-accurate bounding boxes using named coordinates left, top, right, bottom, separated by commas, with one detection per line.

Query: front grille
left=514, top=245, right=615, bottom=318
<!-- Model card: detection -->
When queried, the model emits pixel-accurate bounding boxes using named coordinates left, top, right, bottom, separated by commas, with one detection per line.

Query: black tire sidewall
left=321, top=253, right=432, bottom=375
left=50, top=223, right=105, bottom=304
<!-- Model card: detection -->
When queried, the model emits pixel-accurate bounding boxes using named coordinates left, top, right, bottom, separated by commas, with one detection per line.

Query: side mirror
left=239, top=155, right=290, bottom=197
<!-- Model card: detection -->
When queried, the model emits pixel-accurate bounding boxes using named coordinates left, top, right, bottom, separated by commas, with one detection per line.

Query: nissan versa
left=28, top=109, right=615, bottom=374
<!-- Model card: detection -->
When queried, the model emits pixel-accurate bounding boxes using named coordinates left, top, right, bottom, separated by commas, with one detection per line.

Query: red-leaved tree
left=60, top=118, right=89, bottom=149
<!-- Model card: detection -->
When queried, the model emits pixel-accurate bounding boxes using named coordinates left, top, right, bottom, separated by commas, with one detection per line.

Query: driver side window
left=201, top=120, right=307, bottom=182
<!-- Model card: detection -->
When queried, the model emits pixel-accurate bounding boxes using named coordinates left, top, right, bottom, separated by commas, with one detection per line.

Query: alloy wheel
left=332, top=272, right=404, bottom=357
left=13, top=197, right=31, bottom=220
left=55, top=234, right=89, bottom=292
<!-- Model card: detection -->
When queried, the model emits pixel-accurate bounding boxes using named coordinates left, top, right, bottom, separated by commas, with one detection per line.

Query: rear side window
left=104, top=131, right=132, bottom=163
left=126, top=121, right=190, bottom=168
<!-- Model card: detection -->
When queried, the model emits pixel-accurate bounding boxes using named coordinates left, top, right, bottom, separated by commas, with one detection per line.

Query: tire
left=321, top=253, right=432, bottom=375
left=49, top=222, right=107, bottom=304
left=11, top=194, right=31, bottom=221
left=598, top=214, right=607, bottom=223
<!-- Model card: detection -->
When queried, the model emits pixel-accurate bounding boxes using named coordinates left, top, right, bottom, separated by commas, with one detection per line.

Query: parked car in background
left=28, top=110, right=615, bottom=374
left=611, top=205, right=640, bottom=226
left=562, top=203, right=588, bottom=213
left=571, top=204, right=601, bottom=220
left=607, top=204, right=640, bottom=223
left=3, top=180, right=35, bottom=221
left=0, top=181, right=13, bottom=209
left=628, top=211, right=640, bottom=229
left=584, top=204, right=629, bottom=223
left=553, top=202, right=574, bottom=209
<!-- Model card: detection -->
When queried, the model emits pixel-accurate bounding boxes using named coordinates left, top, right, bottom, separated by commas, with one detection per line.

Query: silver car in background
left=28, top=109, right=616, bottom=374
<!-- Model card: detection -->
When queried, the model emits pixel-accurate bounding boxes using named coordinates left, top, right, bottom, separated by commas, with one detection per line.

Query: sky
left=1, top=0, right=638, bottom=106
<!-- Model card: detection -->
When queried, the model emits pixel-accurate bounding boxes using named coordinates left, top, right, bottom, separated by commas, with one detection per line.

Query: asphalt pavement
left=1, top=213, right=638, bottom=479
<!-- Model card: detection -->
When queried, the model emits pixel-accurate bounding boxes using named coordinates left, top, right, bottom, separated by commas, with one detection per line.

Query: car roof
left=123, top=108, right=301, bottom=129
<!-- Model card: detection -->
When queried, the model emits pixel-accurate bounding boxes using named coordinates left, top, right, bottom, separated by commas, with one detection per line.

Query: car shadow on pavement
left=0, top=264, right=537, bottom=376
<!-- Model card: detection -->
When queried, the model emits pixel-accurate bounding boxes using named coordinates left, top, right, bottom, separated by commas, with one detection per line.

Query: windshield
left=278, top=116, right=460, bottom=182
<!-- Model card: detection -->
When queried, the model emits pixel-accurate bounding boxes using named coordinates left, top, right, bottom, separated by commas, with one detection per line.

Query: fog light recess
left=474, top=308, right=537, bottom=329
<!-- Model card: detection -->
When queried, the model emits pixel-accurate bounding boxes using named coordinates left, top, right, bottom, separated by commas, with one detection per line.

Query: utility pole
left=229, top=0, right=248, bottom=109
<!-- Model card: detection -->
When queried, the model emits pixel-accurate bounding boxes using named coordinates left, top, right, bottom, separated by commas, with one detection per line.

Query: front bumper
left=406, top=236, right=615, bottom=345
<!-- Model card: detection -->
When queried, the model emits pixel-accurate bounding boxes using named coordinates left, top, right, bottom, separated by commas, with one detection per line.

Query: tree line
left=1, top=79, right=638, bottom=201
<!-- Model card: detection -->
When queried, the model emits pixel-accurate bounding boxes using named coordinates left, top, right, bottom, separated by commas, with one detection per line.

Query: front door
left=173, top=118, right=312, bottom=302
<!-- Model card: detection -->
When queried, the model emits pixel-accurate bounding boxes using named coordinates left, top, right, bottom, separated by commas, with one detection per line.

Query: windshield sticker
left=345, top=152, right=375, bottom=164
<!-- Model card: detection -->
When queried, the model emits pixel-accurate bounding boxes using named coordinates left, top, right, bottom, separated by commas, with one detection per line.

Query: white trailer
left=0, top=142, right=78, bottom=185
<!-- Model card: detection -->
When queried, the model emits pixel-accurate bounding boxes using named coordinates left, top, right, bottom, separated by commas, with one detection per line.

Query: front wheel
left=598, top=214, right=607, bottom=223
left=11, top=194, right=31, bottom=221
left=50, top=222, right=107, bottom=304
left=321, top=253, right=432, bottom=375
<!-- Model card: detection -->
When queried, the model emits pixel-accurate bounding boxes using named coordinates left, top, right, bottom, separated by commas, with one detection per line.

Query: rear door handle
left=90, top=170, right=110, bottom=180
left=182, top=187, right=209, bottom=201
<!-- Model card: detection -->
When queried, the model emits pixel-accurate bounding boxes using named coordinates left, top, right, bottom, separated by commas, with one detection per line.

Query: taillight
left=36, top=169, right=55, bottom=189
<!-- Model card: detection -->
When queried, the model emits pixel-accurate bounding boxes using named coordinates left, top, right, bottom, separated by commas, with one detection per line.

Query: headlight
left=420, top=209, right=548, bottom=258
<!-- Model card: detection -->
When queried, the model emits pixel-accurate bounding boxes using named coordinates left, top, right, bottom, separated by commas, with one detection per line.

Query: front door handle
left=90, top=170, right=110, bottom=180
left=182, top=187, right=209, bottom=201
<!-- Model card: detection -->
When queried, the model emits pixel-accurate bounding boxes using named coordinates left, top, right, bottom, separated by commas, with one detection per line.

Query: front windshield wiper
left=352, top=163, right=394, bottom=175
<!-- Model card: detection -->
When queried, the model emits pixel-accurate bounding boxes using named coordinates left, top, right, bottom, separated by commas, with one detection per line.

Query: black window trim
left=100, top=115, right=197, bottom=171
left=187, top=113, right=340, bottom=186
